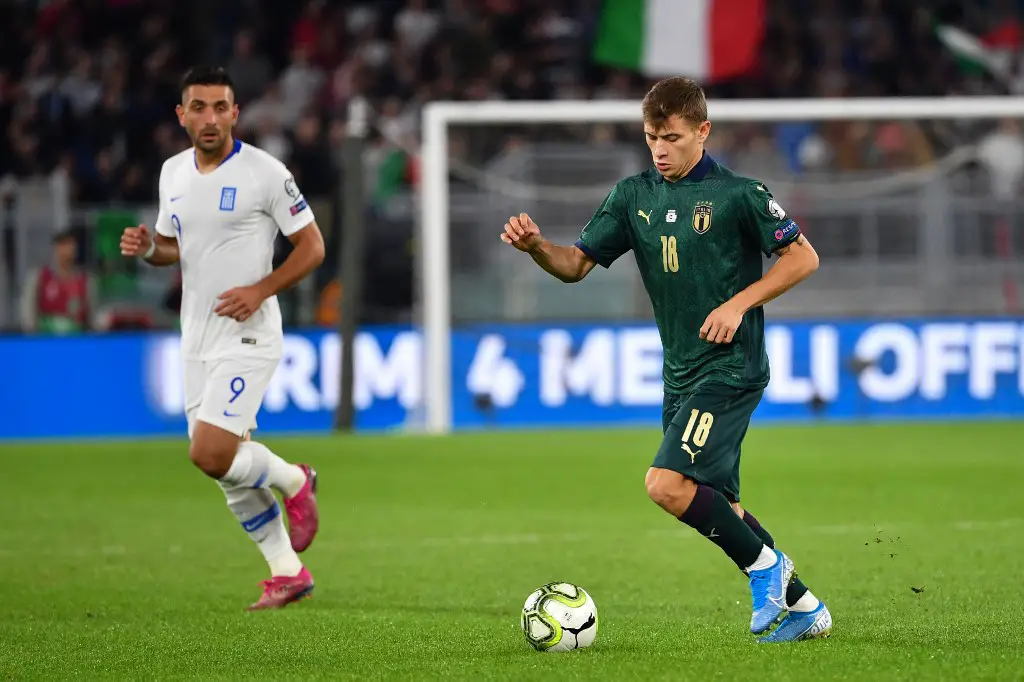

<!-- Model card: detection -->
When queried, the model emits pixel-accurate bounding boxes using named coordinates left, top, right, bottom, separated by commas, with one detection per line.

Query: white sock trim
left=789, top=591, right=820, bottom=613
left=245, top=441, right=306, bottom=498
left=746, top=545, right=778, bottom=572
left=267, top=550, right=303, bottom=577
left=219, top=442, right=271, bottom=489
left=221, top=446, right=253, bottom=485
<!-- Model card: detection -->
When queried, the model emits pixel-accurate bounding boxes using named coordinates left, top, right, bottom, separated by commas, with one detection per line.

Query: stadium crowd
left=1, top=0, right=1022, bottom=332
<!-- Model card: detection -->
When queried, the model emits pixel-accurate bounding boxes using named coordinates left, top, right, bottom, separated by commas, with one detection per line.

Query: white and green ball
left=520, top=582, right=598, bottom=652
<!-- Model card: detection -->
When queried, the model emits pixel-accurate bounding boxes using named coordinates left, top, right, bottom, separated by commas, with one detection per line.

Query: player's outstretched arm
left=701, top=235, right=819, bottom=343
left=500, top=213, right=597, bottom=283
left=120, top=225, right=179, bottom=266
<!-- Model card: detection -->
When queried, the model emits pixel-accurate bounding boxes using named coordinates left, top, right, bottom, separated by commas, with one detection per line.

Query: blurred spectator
left=59, top=53, right=102, bottom=117
left=395, top=0, right=442, bottom=53
left=227, top=30, right=273, bottom=106
left=250, top=116, right=291, bottom=163
left=279, top=45, right=325, bottom=122
left=240, top=82, right=291, bottom=133
left=977, top=118, right=1024, bottom=198
left=290, top=113, right=335, bottom=197
left=0, top=0, right=1022, bottom=330
left=19, top=229, right=96, bottom=334
left=1, top=0, right=1010, bottom=173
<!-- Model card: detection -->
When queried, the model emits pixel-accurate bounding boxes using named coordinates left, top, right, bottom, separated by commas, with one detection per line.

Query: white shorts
left=184, top=356, right=279, bottom=439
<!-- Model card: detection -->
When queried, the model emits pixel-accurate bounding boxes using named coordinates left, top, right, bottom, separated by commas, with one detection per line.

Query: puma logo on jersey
left=637, top=209, right=651, bottom=225
left=681, top=442, right=701, bottom=463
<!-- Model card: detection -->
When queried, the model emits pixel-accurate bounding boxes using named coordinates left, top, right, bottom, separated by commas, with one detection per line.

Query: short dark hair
left=52, top=228, right=76, bottom=244
left=179, top=65, right=235, bottom=98
left=642, top=77, right=708, bottom=129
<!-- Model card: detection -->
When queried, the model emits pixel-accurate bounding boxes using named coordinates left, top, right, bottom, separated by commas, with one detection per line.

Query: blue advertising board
left=1, top=318, right=1022, bottom=440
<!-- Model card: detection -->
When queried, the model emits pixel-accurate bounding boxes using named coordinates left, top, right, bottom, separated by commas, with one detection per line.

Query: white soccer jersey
left=154, top=140, right=315, bottom=362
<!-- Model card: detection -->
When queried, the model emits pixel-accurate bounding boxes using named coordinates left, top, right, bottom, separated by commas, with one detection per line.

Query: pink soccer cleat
left=247, top=567, right=315, bottom=611
left=284, top=464, right=319, bottom=553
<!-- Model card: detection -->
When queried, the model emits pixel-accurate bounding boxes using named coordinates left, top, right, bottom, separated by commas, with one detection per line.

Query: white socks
left=746, top=544, right=778, bottom=572
left=221, top=441, right=306, bottom=498
left=218, top=440, right=307, bottom=578
left=789, top=591, right=821, bottom=613
left=219, top=483, right=302, bottom=577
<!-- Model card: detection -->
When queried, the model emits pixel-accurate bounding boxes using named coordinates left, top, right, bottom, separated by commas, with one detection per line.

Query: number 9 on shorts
left=186, top=358, right=279, bottom=438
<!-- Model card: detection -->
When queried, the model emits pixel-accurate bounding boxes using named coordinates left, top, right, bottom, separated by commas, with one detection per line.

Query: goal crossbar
left=419, top=96, right=1024, bottom=433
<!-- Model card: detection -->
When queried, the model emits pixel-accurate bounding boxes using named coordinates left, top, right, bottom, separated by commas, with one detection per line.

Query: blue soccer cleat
left=748, top=549, right=794, bottom=634
left=758, top=602, right=833, bottom=643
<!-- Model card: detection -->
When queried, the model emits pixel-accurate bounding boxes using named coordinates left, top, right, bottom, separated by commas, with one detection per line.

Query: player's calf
left=193, top=420, right=319, bottom=594
left=646, top=468, right=790, bottom=632
left=646, top=468, right=776, bottom=574
left=221, top=439, right=317, bottom=551
left=207, top=433, right=319, bottom=554
left=221, top=483, right=304, bottom=579
left=191, top=420, right=306, bottom=497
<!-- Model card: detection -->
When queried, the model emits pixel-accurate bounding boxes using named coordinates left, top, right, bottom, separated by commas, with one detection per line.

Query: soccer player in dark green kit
left=500, top=77, right=832, bottom=642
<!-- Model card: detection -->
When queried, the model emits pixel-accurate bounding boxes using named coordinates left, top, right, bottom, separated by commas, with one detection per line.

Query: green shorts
left=652, top=383, right=764, bottom=503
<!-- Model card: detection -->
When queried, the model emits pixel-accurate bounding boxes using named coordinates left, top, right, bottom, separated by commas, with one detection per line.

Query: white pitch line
left=2, top=518, right=1022, bottom=559
left=347, top=517, right=1024, bottom=551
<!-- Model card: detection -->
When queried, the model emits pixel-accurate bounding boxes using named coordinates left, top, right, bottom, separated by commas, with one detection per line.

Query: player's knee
left=731, top=502, right=744, bottom=518
left=189, top=440, right=232, bottom=478
left=645, top=468, right=698, bottom=516
left=189, top=423, right=241, bottom=479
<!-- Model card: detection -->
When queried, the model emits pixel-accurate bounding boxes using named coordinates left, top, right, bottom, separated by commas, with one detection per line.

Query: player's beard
left=193, top=127, right=229, bottom=155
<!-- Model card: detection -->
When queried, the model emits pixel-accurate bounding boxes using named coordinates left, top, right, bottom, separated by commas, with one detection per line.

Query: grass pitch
left=2, top=422, right=1024, bottom=680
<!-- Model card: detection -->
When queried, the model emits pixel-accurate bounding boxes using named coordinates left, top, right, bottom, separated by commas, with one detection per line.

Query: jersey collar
left=194, top=138, right=242, bottom=171
left=657, top=150, right=714, bottom=184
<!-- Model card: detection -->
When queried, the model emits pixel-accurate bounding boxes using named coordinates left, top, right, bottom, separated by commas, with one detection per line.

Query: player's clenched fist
left=120, top=224, right=153, bottom=258
left=500, top=213, right=544, bottom=253
left=700, top=302, right=745, bottom=344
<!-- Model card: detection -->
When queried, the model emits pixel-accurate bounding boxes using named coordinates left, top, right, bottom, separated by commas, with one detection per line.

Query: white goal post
left=419, top=96, right=1024, bottom=434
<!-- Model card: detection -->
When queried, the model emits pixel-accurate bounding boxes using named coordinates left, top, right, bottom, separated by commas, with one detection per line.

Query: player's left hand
left=215, top=285, right=266, bottom=322
left=700, top=302, right=745, bottom=344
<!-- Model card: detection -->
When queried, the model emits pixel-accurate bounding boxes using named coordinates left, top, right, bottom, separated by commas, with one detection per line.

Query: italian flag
left=935, top=23, right=1018, bottom=82
left=592, top=0, right=765, bottom=82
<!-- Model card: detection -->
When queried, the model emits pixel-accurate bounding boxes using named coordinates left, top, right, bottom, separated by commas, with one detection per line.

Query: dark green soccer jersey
left=574, top=152, right=801, bottom=395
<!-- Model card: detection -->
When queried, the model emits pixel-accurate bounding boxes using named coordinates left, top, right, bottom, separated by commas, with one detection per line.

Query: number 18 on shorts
left=653, top=384, right=764, bottom=503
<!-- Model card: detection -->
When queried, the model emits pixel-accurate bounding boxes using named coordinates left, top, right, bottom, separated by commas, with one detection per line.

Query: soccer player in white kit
left=120, top=66, right=325, bottom=610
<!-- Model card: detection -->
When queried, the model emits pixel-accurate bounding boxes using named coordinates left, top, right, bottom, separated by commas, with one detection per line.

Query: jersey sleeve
left=574, top=182, right=632, bottom=268
left=263, top=162, right=316, bottom=236
left=154, top=164, right=176, bottom=238
left=740, top=181, right=801, bottom=256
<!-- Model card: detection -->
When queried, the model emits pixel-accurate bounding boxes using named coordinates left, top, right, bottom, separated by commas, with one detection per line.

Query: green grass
left=3, top=422, right=1024, bottom=680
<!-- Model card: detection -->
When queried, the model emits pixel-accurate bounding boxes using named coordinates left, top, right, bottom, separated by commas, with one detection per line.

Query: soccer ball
left=520, top=582, right=599, bottom=652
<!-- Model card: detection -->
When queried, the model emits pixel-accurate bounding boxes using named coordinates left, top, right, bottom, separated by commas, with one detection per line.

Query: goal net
left=418, top=97, right=1024, bottom=433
